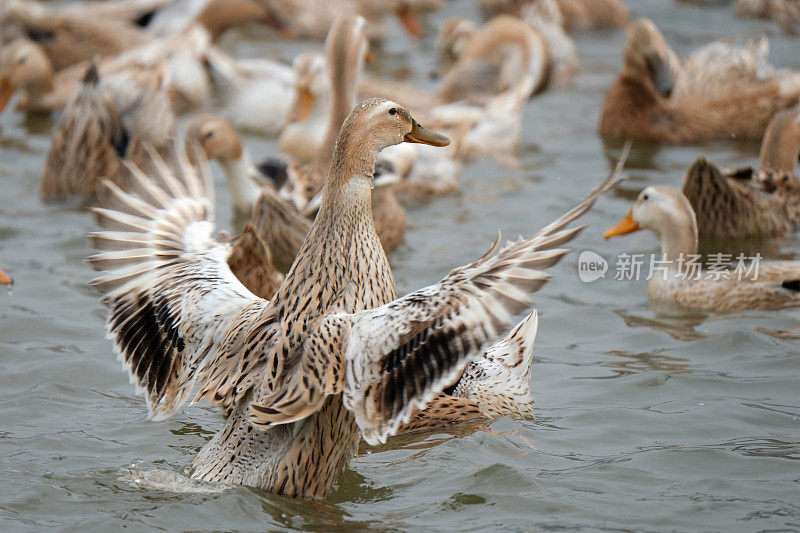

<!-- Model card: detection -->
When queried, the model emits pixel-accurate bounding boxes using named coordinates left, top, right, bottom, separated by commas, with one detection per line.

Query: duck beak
left=604, top=209, right=641, bottom=239
left=364, top=51, right=376, bottom=63
left=0, top=268, right=12, bottom=285
left=287, top=87, right=314, bottom=123
left=404, top=119, right=449, bottom=147
left=0, top=77, right=16, bottom=114
left=396, top=5, right=425, bottom=38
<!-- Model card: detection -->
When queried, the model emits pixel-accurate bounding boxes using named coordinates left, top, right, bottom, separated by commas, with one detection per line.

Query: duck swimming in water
left=89, top=98, right=617, bottom=497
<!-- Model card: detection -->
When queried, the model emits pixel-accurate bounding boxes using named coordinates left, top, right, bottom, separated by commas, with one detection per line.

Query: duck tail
left=452, top=311, right=539, bottom=418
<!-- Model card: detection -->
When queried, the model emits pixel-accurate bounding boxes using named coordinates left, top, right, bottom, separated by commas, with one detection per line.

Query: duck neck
left=316, top=26, right=364, bottom=167
left=221, top=152, right=260, bottom=216
left=657, top=223, right=698, bottom=265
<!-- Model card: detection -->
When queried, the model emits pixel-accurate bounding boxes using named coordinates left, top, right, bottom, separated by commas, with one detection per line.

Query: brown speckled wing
left=87, top=146, right=271, bottom=420
left=248, top=169, right=621, bottom=444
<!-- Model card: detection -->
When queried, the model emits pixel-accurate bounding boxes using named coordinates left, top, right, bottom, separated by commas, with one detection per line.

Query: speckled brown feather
left=227, top=223, right=284, bottom=300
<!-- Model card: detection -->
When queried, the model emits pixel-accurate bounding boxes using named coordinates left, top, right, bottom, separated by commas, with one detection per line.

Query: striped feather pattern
left=249, top=166, right=621, bottom=445
left=88, top=146, right=267, bottom=420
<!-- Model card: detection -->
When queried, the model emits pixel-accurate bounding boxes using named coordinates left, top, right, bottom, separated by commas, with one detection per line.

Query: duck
left=184, top=113, right=262, bottom=218
left=186, top=113, right=409, bottom=260
left=40, top=61, right=174, bottom=199
left=736, top=0, right=800, bottom=34
left=205, top=46, right=295, bottom=136
left=0, top=0, right=281, bottom=117
left=88, top=97, right=618, bottom=497
left=478, top=0, right=628, bottom=32
left=600, top=18, right=800, bottom=144
left=277, top=53, right=334, bottom=163
left=604, top=185, right=800, bottom=313
left=259, top=0, right=438, bottom=42
left=362, top=15, right=551, bottom=107
left=437, top=17, right=478, bottom=65
left=682, top=106, right=800, bottom=238
left=435, top=15, right=550, bottom=102
left=0, top=0, right=150, bottom=71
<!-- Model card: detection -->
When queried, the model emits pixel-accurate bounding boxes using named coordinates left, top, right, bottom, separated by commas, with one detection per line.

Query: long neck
left=221, top=152, right=260, bottom=216
left=658, top=222, right=698, bottom=264
left=316, top=34, right=363, bottom=167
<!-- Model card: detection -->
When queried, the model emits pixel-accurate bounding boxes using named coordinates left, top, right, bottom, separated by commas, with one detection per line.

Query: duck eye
left=388, top=108, right=396, bottom=116
left=17, top=56, right=27, bottom=65
left=204, top=131, right=215, bottom=140
left=642, top=194, right=649, bottom=201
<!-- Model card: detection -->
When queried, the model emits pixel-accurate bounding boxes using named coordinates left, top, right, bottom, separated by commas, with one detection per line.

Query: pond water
left=1, top=0, right=799, bottom=530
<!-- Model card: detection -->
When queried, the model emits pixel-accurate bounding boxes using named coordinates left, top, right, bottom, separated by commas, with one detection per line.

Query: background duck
left=478, top=0, right=628, bottom=32
left=187, top=113, right=409, bottom=264
left=0, top=0, right=150, bottom=71
left=40, top=62, right=174, bottom=199
left=205, top=46, right=294, bottom=136
left=600, top=18, right=800, bottom=144
left=258, top=0, right=438, bottom=42
left=682, top=106, right=800, bottom=238
left=276, top=53, right=330, bottom=162
left=604, top=185, right=800, bottom=313
left=736, top=0, right=800, bottom=34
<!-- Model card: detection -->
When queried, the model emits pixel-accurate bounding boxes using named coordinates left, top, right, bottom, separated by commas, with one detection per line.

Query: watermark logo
left=578, top=251, right=762, bottom=282
left=578, top=250, right=608, bottom=283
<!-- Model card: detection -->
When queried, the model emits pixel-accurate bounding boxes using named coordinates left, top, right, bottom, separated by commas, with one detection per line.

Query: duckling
left=600, top=18, right=800, bottom=144
left=88, top=98, right=618, bottom=497
left=40, top=61, right=174, bottom=199
left=682, top=107, right=800, bottom=238
left=736, top=0, right=800, bottom=34
left=604, top=185, right=800, bottom=312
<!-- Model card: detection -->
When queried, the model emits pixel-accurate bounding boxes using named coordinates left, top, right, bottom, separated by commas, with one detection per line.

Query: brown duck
left=88, top=98, right=617, bottom=498
left=682, top=106, right=800, bottom=238
left=600, top=18, right=800, bottom=144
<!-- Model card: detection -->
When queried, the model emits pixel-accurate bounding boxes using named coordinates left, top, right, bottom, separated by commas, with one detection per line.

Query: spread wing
left=250, top=166, right=622, bottom=445
left=87, top=146, right=270, bottom=420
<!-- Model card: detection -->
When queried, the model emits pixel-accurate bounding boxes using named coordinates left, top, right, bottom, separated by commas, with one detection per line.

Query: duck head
left=0, top=39, right=54, bottom=113
left=185, top=113, right=243, bottom=163
left=286, top=53, right=328, bottom=123
left=623, top=18, right=679, bottom=98
left=330, top=98, right=449, bottom=181
left=605, top=185, right=698, bottom=261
